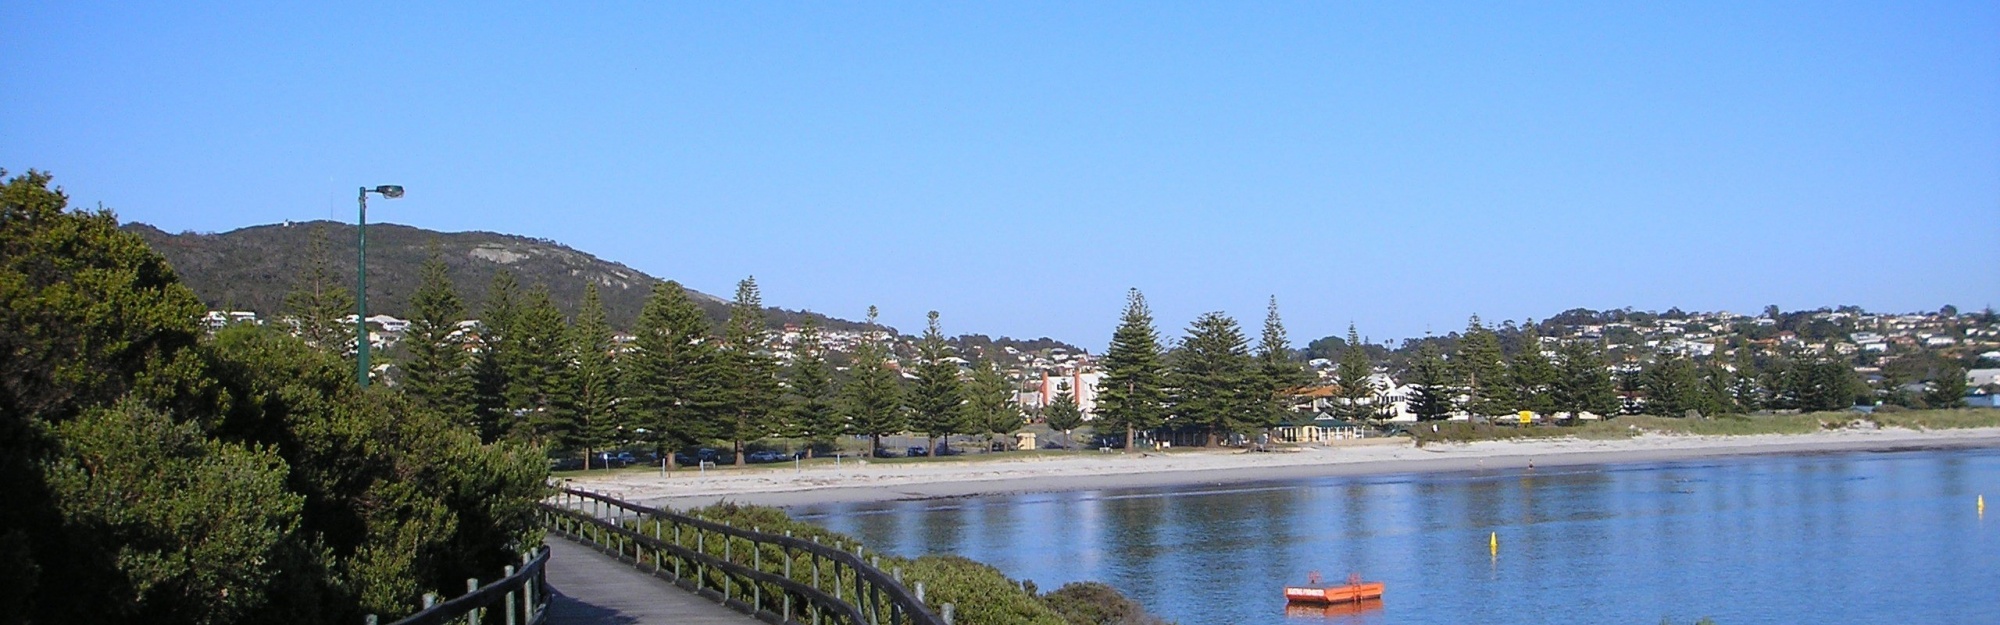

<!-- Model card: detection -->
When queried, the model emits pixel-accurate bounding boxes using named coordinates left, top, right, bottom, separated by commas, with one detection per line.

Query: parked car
left=872, top=447, right=902, bottom=458
left=906, top=446, right=930, bottom=457
left=592, top=452, right=629, bottom=468
left=747, top=450, right=787, bottom=464
left=674, top=448, right=726, bottom=466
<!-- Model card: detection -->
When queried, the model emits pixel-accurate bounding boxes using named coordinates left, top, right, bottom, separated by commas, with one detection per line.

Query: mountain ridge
left=122, top=219, right=873, bottom=333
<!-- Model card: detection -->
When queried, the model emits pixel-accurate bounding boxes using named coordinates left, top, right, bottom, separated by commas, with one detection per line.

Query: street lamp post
left=356, top=184, right=404, bottom=386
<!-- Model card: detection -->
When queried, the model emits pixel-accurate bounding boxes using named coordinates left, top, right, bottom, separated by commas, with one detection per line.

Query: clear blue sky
left=6, top=2, right=1997, bottom=349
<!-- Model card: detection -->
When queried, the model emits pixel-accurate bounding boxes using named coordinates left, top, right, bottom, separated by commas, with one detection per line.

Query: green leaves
left=1407, top=342, right=1457, bottom=422
left=839, top=306, right=905, bottom=452
left=624, top=280, right=727, bottom=460
left=1096, top=289, right=1167, bottom=449
left=1254, top=297, right=1312, bottom=426
left=2, top=170, right=549, bottom=624
left=717, top=277, right=782, bottom=465
left=282, top=225, right=356, bottom=356
left=909, top=310, right=969, bottom=451
left=1554, top=341, right=1619, bottom=418
left=782, top=318, right=843, bottom=455
left=398, top=251, right=472, bottom=422
left=46, top=401, right=302, bottom=625
left=964, top=359, right=1019, bottom=443
left=1454, top=317, right=1515, bottom=417
left=555, top=284, right=620, bottom=459
left=1332, top=324, right=1379, bottom=422
left=1170, top=311, right=1257, bottom=444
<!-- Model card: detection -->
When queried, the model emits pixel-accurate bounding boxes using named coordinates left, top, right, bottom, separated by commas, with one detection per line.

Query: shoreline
left=560, top=427, right=2000, bottom=510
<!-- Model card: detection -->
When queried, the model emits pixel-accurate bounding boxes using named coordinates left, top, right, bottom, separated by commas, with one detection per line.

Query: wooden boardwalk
left=544, top=536, right=759, bottom=625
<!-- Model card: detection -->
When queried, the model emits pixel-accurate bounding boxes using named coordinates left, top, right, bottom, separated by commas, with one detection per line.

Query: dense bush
left=1041, top=581, right=1173, bottom=625
left=1, top=170, right=547, bottom=624
left=685, top=502, right=1171, bottom=625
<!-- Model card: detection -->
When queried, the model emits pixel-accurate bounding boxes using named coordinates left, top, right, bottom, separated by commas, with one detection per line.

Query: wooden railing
left=370, top=546, right=550, bottom=625
left=545, top=487, right=953, bottom=625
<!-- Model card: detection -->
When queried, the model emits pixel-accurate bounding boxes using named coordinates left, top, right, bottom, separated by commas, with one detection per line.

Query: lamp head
left=373, top=185, right=404, bottom=199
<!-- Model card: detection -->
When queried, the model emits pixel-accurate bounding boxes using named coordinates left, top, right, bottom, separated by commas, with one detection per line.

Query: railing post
left=503, top=565, right=518, bottom=625
left=466, top=578, right=481, bottom=625
left=523, top=550, right=538, bottom=619
left=915, top=582, right=924, bottom=603
left=364, top=615, right=377, bottom=625
left=942, top=603, right=955, bottom=625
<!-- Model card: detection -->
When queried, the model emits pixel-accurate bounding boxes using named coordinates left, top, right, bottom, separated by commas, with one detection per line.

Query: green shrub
left=902, top=555, right=1067, bottom=625
left=683, top=502, right=1170, bottom=625
left=1041, top=581, right=1173, bottom=625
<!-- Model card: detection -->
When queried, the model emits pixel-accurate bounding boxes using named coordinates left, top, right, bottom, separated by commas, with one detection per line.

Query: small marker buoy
left=1489, top=532, right=1498, bottom=555
left=1980, top=495, right=1985, bottom=515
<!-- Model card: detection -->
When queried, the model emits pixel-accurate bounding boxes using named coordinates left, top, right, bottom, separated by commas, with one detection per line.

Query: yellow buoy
left=1489, top=532, right=1498, bottom=555
left=1980, top=495, right=1985, bottom=515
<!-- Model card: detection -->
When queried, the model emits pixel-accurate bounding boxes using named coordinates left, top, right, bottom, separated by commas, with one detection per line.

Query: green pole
left=356, top=187, right=370, bottom=386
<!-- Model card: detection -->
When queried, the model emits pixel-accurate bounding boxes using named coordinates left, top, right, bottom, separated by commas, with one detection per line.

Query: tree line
left=346, top=245, right=1024, bottom=464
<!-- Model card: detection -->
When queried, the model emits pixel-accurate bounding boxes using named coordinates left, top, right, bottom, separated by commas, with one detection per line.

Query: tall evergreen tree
left=1641, top=355, right=1708, bottom=417
left=718, top=277, right=781, bottom=466
left=1510, top=325, right=1560, bottom=414
left=1455, top=316, right=1515, bottom=417
left=1780, top=356, right=1860, bottom=412
left=1332, top=324, right=1379, bottom=423
left=399, top=250, right=473, bottom=425
left=1725, top=368, right=1767, bottom=413
left=555, top=284, right=619, bottom=466
left=1407, top=342, right=1457, bottom=422
left=1254, top=296, right=1313, bottom=424
left=1553, top=341, right=1618, bottom=418
left=1043, top=389, right=1084, bottom=448
left=964, top=359, right=1019, bottom=450
left=782, top=318, right=841, bottom=458
left=506, top=284, right=570, bottom=441
left=839, top=306, right=905, bottom=455
left=468, top=271, right=521, bottom=441
left=1094, top=289, right=1168, bottom=451
left=908, top=310, right=968, bottom=455
left=1170, top=312, right=1257, bottom=446
left=1926, top=362, right=1968, bottom=409
left=281, top=225, right=354, bottom=354
left=622, top=281, right=725, bottom=467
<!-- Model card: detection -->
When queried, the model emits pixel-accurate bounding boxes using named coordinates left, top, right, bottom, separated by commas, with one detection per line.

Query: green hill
left=122, top=220, right=868, bottom=332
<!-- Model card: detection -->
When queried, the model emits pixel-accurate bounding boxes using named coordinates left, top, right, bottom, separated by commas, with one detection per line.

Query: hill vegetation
left=123, top=220, right=871, bottom=333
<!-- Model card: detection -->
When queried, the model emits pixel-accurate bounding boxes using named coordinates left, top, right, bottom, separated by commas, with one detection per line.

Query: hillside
left=123, top=220, right=867, bottom=332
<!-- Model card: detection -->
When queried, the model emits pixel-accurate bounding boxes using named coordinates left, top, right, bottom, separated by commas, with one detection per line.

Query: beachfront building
left=1271, top=412, right=1366, bottom=443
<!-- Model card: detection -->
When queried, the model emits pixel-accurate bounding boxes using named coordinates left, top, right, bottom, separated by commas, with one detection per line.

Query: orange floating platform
left=1284, top=572, right=1384, bottom=604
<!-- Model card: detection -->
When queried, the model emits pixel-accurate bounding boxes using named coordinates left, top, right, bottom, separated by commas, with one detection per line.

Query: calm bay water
left=793, top=448, right=2000, bottom=624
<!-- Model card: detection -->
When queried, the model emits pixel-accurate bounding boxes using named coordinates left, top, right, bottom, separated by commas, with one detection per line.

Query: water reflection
left=796, top=448, right=2000, bottom=625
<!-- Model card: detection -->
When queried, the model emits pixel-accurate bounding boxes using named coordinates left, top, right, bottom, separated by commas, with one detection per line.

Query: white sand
left=560, top=427, right=2000, bottom=510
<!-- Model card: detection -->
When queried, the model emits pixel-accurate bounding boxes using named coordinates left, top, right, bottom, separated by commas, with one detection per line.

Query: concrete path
left=544, top=536, right=759, bottom=625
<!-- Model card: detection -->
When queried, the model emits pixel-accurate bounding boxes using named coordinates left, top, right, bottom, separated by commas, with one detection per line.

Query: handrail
left=546, top=487, right=950, bottom=625
left=375, top=545, right=550, bottom=625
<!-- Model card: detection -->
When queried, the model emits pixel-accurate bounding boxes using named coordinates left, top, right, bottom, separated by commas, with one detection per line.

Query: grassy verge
left=1411, top=408, right=2000, bottom=446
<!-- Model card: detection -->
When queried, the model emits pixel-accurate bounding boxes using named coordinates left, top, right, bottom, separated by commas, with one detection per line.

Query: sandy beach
left=561, top=427, right=2000, bottom=510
